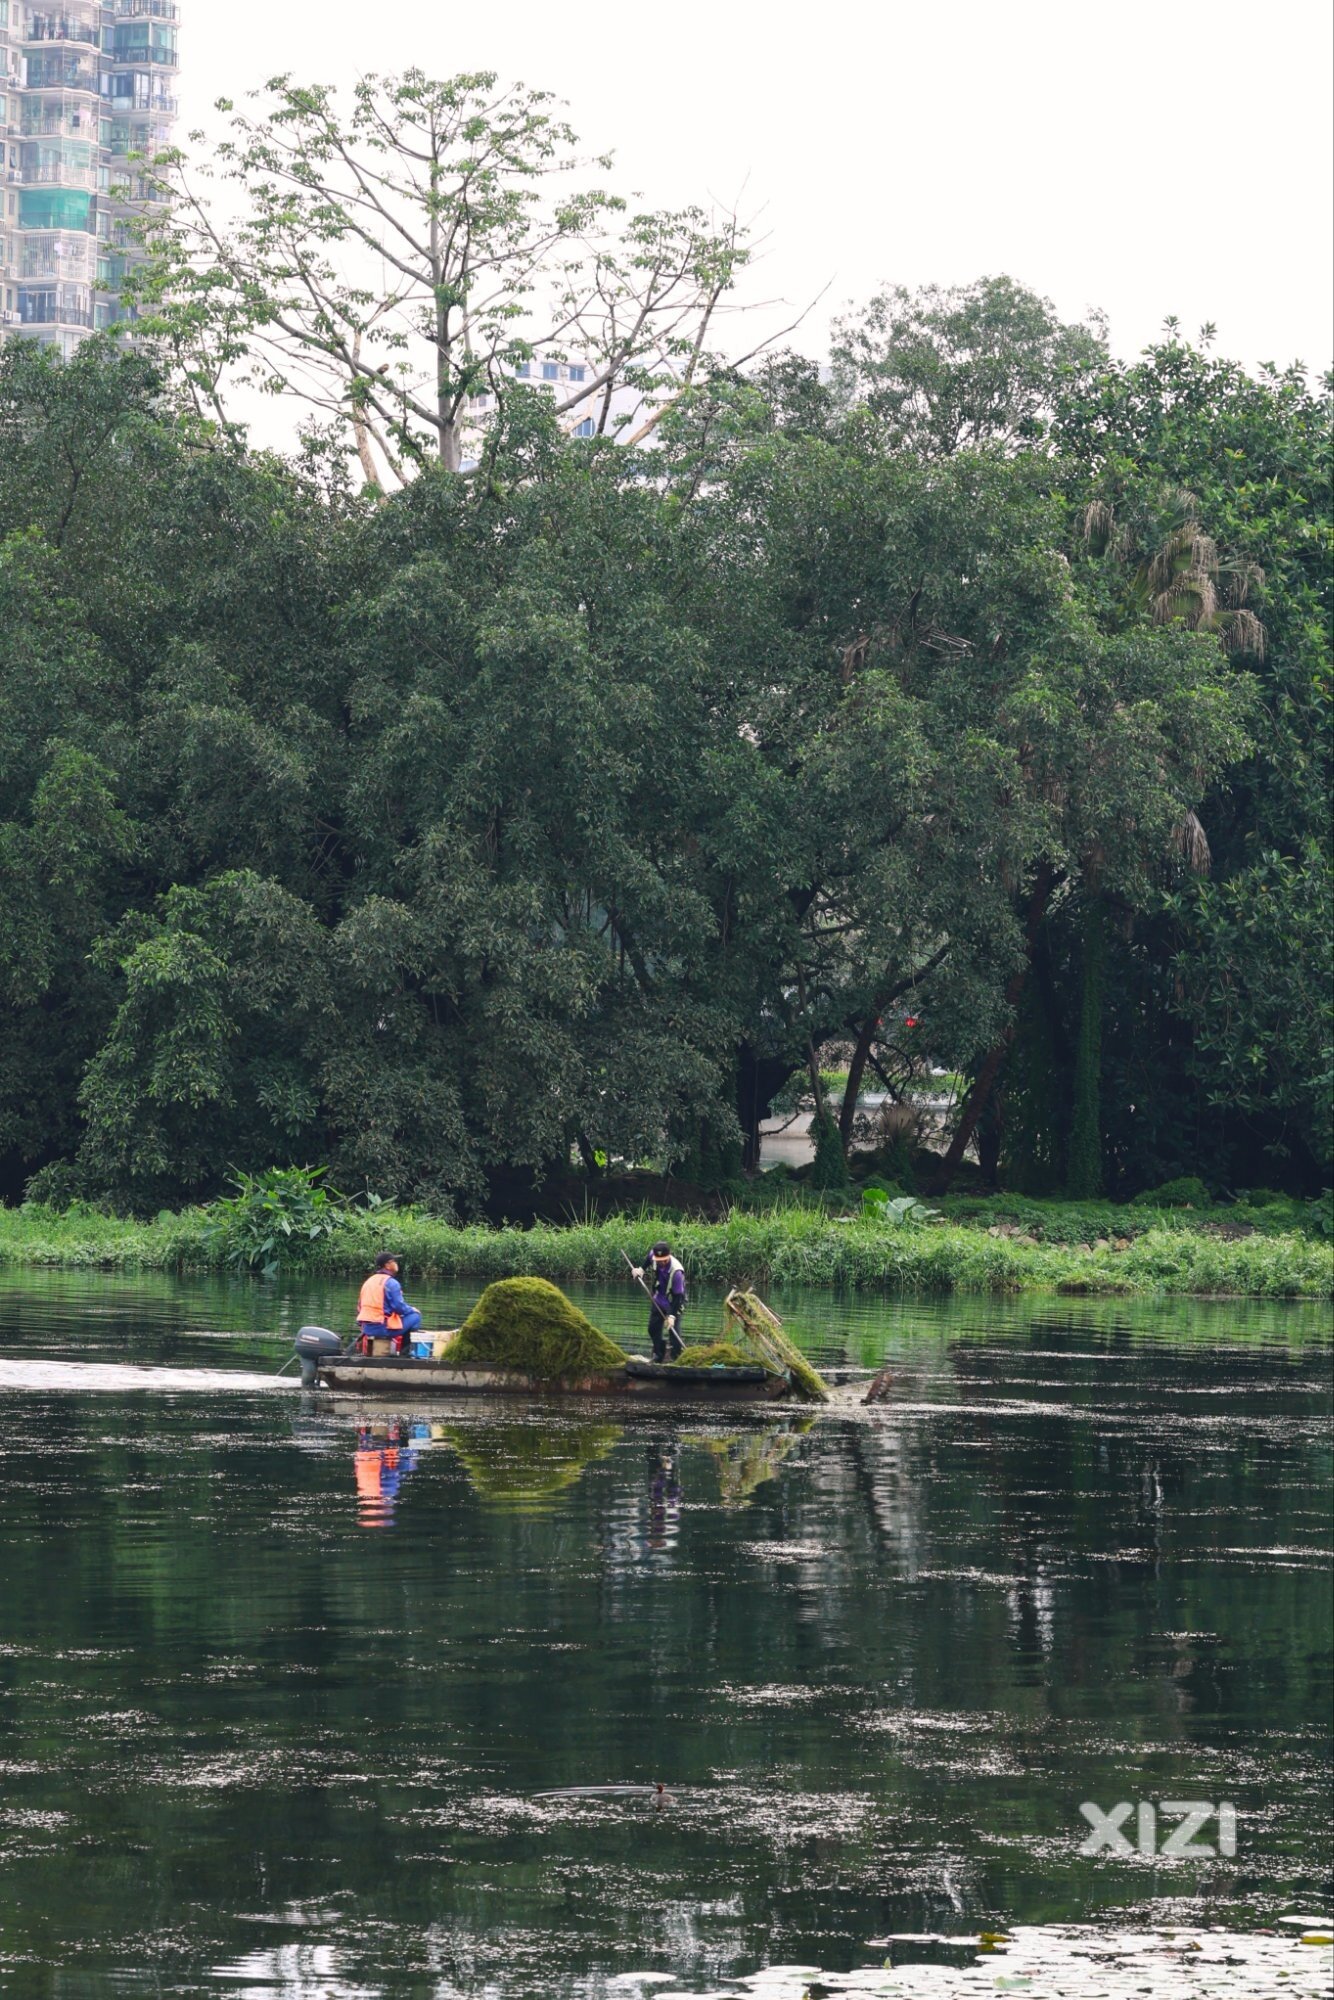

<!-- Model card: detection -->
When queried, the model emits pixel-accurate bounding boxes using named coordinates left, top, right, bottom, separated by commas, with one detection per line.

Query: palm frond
left=1153, top=572, right=1218, bottom=627
left=1083, top=498, right=1114, bottom=551
left=1223, top=561, right=1264, bottom=607
left=1170, top=810, right=1212, bottom=876
left=1222, top=607, right=1267, bottom=659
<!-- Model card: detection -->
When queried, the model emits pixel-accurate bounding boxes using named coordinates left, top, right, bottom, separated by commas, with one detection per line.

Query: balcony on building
left=106, top=18, right=178, bottom=66
left=20, top=137, right=97, bottom=188
left=20, top=5, right=102, bottom=50
left=19, top=276, right=94, bottom=326
left=19, top=225, right=94, bottom=279
left=21, top=89, right=101, bottom=137
left=101, top=66, right=176, bottom=113
left=104, top=111, right=171, bottom=159
left=18, top=184, right=95, bottom=233
left=21, top=48, right=98, bottom=92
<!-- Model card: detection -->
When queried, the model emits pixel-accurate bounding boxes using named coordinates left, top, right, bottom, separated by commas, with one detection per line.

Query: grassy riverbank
left=1, top=1198, right=1329, bottom=1298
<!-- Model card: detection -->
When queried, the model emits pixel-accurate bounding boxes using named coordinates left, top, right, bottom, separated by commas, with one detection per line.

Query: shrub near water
left=447, top=1278, right=628, bottom=1378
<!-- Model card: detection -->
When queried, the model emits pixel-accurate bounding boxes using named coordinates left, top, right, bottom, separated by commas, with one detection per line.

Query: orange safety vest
left=356, top=1272, right=403, bottom=1329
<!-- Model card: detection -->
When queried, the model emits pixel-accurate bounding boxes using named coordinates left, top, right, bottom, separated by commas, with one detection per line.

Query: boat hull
left=313, top=1356, right=790, bottom=1401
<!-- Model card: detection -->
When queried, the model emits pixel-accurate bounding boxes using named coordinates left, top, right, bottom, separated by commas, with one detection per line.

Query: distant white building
left=460, top=348, right=663, bottom=462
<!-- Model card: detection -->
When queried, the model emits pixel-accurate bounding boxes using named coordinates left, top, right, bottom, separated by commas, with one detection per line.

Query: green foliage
left=829, top=275, right=1108, bottom=456
left=0, top=1197, right=1329, bottom=1297
left=0, top=305, right=1316, bottom=1219
left=871, top=1129, right=919, bottom=1193
left=201, top=1165, right=345, bottom=1275
left=768, top=1070, right=850, bottom=1116
left=447, top=1277, right=629, bottom=1377
left=130, top=70, right=755, bottom=484
left=1169, top=845, right=1332, bottom=1176
left=809, top=1110, right=851, bottom=1190
left=1055, top=335, right=1332, bottom=1190
left=861, top=1188, right=940, bottom=1226
left=1065, top=899, right=1106, bottom=1198
left=1132, top=1176, right=1213, bottom=1209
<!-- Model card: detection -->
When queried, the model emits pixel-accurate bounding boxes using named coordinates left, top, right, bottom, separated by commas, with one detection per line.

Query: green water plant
left=862, top=1187, right=940, bottom=1226
left=446, top=1277, right=629, bottom=1378
left=670, top=1340, right=765, bottom=1370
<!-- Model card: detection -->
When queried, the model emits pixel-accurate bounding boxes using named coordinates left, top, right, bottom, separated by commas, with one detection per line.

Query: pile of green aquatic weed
left=446, top=1277, right=628, bottom=1378
left=670, top=1340, right=767, bottom=1370
left=724, top=1288, right=832, bottom=1402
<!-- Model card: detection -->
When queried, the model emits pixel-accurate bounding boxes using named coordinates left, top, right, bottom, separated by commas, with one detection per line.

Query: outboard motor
left=294, top=1325, right=343, bottom=1388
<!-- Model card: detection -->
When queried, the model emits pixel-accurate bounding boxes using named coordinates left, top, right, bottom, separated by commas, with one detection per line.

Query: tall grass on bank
left=1, top=1200, right=1330, bottom=1299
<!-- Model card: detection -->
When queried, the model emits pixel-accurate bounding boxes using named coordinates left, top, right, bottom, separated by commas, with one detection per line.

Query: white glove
left=664, top=1315, right=677, bottom=1334
left=632, top=1266, right=644, bottom=1281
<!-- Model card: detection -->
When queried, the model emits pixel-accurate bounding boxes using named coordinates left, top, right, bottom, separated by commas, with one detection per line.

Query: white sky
left=179, top=0, right=1334, bottom=402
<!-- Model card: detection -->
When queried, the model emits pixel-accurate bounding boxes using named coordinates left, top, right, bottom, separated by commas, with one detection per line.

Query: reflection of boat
left=296, top=1330, right=793, bottom=1402
left=341, top=1416, right=623, bottom=1512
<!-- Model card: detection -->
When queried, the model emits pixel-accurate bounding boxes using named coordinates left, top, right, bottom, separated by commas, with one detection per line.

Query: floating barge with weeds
left=293, top=1279, right=829, bottom=1406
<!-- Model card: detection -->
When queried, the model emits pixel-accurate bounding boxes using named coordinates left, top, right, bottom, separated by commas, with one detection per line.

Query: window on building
left=541, top=361, right=559, bottom=380
left=573, top=418, right=595, bottom=437
left=568, top=365, right=585, bottom=382
left=513, top=360, right=530, bottom=378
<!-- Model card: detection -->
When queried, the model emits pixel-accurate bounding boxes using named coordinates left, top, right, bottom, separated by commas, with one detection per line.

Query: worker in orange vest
left=355, top=1253, right=423, bottom=1353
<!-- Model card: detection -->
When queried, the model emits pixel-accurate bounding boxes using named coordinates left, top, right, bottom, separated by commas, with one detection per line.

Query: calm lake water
left=0, top=1274, right=1330, bottom=1997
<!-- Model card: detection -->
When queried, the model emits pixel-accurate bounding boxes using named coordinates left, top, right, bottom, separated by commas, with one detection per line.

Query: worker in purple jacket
left=632, top=1240, right=687, bottom=1362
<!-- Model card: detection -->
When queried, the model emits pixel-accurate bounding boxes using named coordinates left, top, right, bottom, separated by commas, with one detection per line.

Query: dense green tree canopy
left=0, top=292, right=1326, bottom=1213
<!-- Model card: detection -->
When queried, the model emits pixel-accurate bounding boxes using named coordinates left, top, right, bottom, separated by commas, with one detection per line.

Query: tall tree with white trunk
left=129, top=69, right=759, bottom=485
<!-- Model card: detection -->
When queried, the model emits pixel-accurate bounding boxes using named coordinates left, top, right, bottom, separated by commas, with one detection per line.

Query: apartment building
left=461, top=352, right=662, bottom=462
left=0, top=0, right=178, bottom=357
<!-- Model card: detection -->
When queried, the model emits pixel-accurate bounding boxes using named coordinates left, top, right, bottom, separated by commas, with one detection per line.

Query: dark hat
left=373, top=1251, right=402, bottom=1270
left=650, top=1240, right=671, bottom=1257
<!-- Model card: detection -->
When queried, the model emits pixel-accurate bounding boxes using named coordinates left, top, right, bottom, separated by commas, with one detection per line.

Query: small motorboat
left=291, top=1327, right=793, bottom=1402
